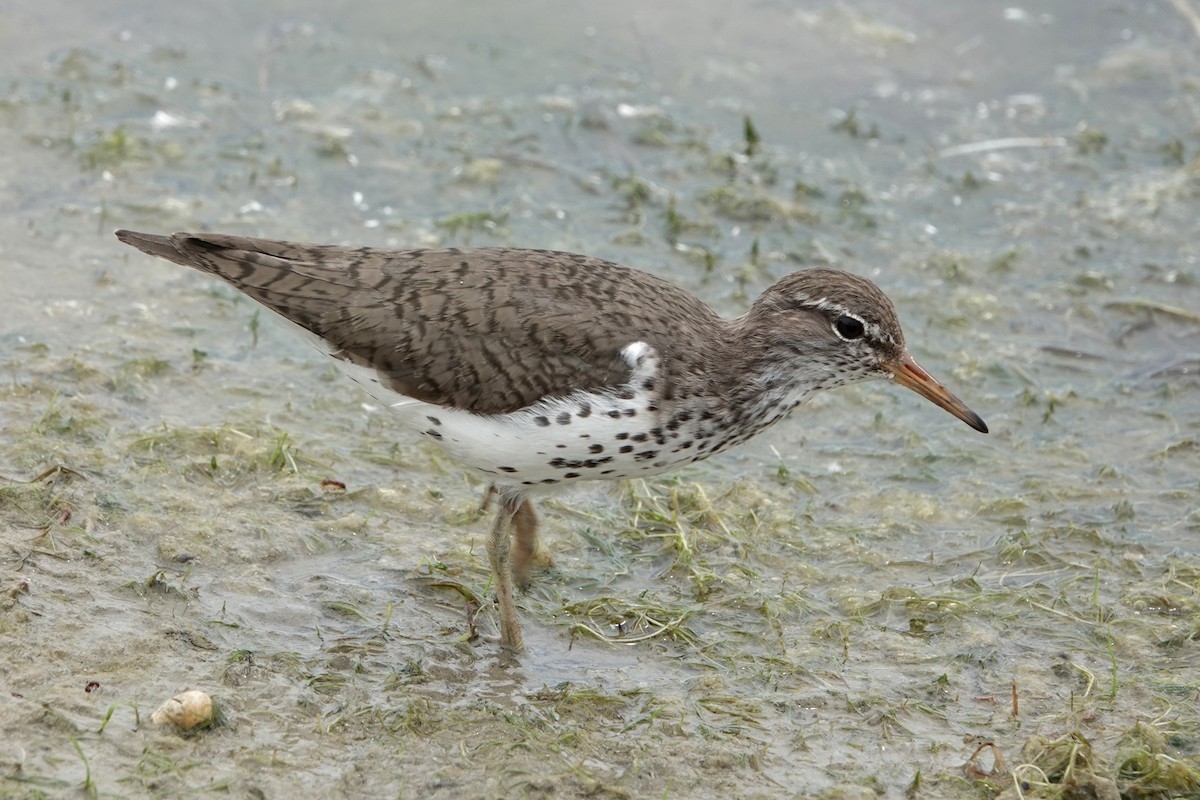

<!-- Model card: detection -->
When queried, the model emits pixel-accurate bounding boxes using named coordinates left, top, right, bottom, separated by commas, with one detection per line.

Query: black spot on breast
left=615, top=432, right=629, bottom=440
left=540, top=478, right=558, bottom=484
left=600, top=470, right=614, bottom=475
left=589, top=444, right=604, bottom=454
left=498, top=466, right=518, bottom=473
left=425, top=429, right=443, bottom=439
left=534, top=416, right=550, bottom=427
left=619, top=445, right=634, bottom=454
left=635, top=450, right=659, bottom=461
left=678, top=441, right=693, bottom=449
left=607, top=410, right=622, bottom=419
left=577, top=403, right=592, bottom=418
left=642, top=378, right=655, bottom=391
left=623, top=408, right=637, bottom=417
left=556, top=412, right=571, bottom=425
left=616, top=388, right=635, bottom=400
left=556, top=444, right=567, bottom=449
left=426, top=415, right=442, bottom=426
left=563, top=472, right=580, bottom=479
left=631, top=433, right=648, bottom=443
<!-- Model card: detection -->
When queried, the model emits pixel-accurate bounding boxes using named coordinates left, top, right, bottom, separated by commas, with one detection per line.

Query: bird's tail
left=115, top=230, right=196, bottom=268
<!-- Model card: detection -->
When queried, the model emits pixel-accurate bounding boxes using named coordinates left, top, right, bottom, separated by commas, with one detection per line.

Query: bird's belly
left=327, top=339, right=721, bottom=487
left=327, top=342, right=785, bottom=488
left=392, top=390, right=710, bottom=486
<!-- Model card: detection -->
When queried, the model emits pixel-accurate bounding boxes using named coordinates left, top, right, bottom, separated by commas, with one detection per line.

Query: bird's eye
left=834, top=315, right=866, bottom=340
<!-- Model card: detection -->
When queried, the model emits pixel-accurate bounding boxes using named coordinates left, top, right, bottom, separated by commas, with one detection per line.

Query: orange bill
left=887, top=350, right=988, bottom=433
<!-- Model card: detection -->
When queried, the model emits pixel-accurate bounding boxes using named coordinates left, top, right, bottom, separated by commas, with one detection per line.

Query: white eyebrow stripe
left=802, top=297, right=895, bottom=347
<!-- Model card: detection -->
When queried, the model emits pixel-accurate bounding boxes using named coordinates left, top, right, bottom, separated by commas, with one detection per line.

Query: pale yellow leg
left=487, top=493, right=524, bottom=653
left=512, top=498, right=555, bottom=588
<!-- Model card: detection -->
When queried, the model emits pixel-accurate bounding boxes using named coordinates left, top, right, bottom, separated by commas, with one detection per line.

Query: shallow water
left=2, top=1, right=1199, bottom=798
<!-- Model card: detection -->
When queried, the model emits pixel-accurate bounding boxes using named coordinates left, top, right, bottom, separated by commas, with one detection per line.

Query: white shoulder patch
left=620, top=340, right=651, bottom=367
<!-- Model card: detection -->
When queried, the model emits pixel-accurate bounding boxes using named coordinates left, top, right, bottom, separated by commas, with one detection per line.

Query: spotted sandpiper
left=116, top=230, right=987, bottom=653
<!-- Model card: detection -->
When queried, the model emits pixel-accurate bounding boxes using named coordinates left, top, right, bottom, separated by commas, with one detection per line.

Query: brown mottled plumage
left=117, top=230, right=987, bottom=653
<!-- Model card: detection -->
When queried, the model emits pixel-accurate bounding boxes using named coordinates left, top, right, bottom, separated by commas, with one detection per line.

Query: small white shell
left=151, top=690, right=214, bottom=729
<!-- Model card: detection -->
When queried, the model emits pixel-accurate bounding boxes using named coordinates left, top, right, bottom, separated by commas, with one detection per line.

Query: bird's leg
left=486, top=479, right=553, bottom=589
left=487, top=491, right=524, bottom=653
left=511, top=498, right=538, bottom=588
left=512, top=498, right=554, bottom=589
left=512, top=498, right=538, bottom=588
left=480, top=483, right=497, bottom=512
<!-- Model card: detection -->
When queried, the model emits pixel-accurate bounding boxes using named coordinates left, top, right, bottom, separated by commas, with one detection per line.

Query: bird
left=115, top=230, right=988, bottom=653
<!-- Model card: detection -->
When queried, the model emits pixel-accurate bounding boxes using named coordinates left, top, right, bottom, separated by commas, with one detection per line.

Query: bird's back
left=116, top=231, right=725, bottom=415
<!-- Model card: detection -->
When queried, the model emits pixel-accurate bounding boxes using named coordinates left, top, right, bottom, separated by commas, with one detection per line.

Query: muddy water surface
left=2, top=2, right=1199, bottom=798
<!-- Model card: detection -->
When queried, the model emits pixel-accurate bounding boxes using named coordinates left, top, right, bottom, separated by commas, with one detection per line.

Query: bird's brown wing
left=116, top=231, right=719, bottom=414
